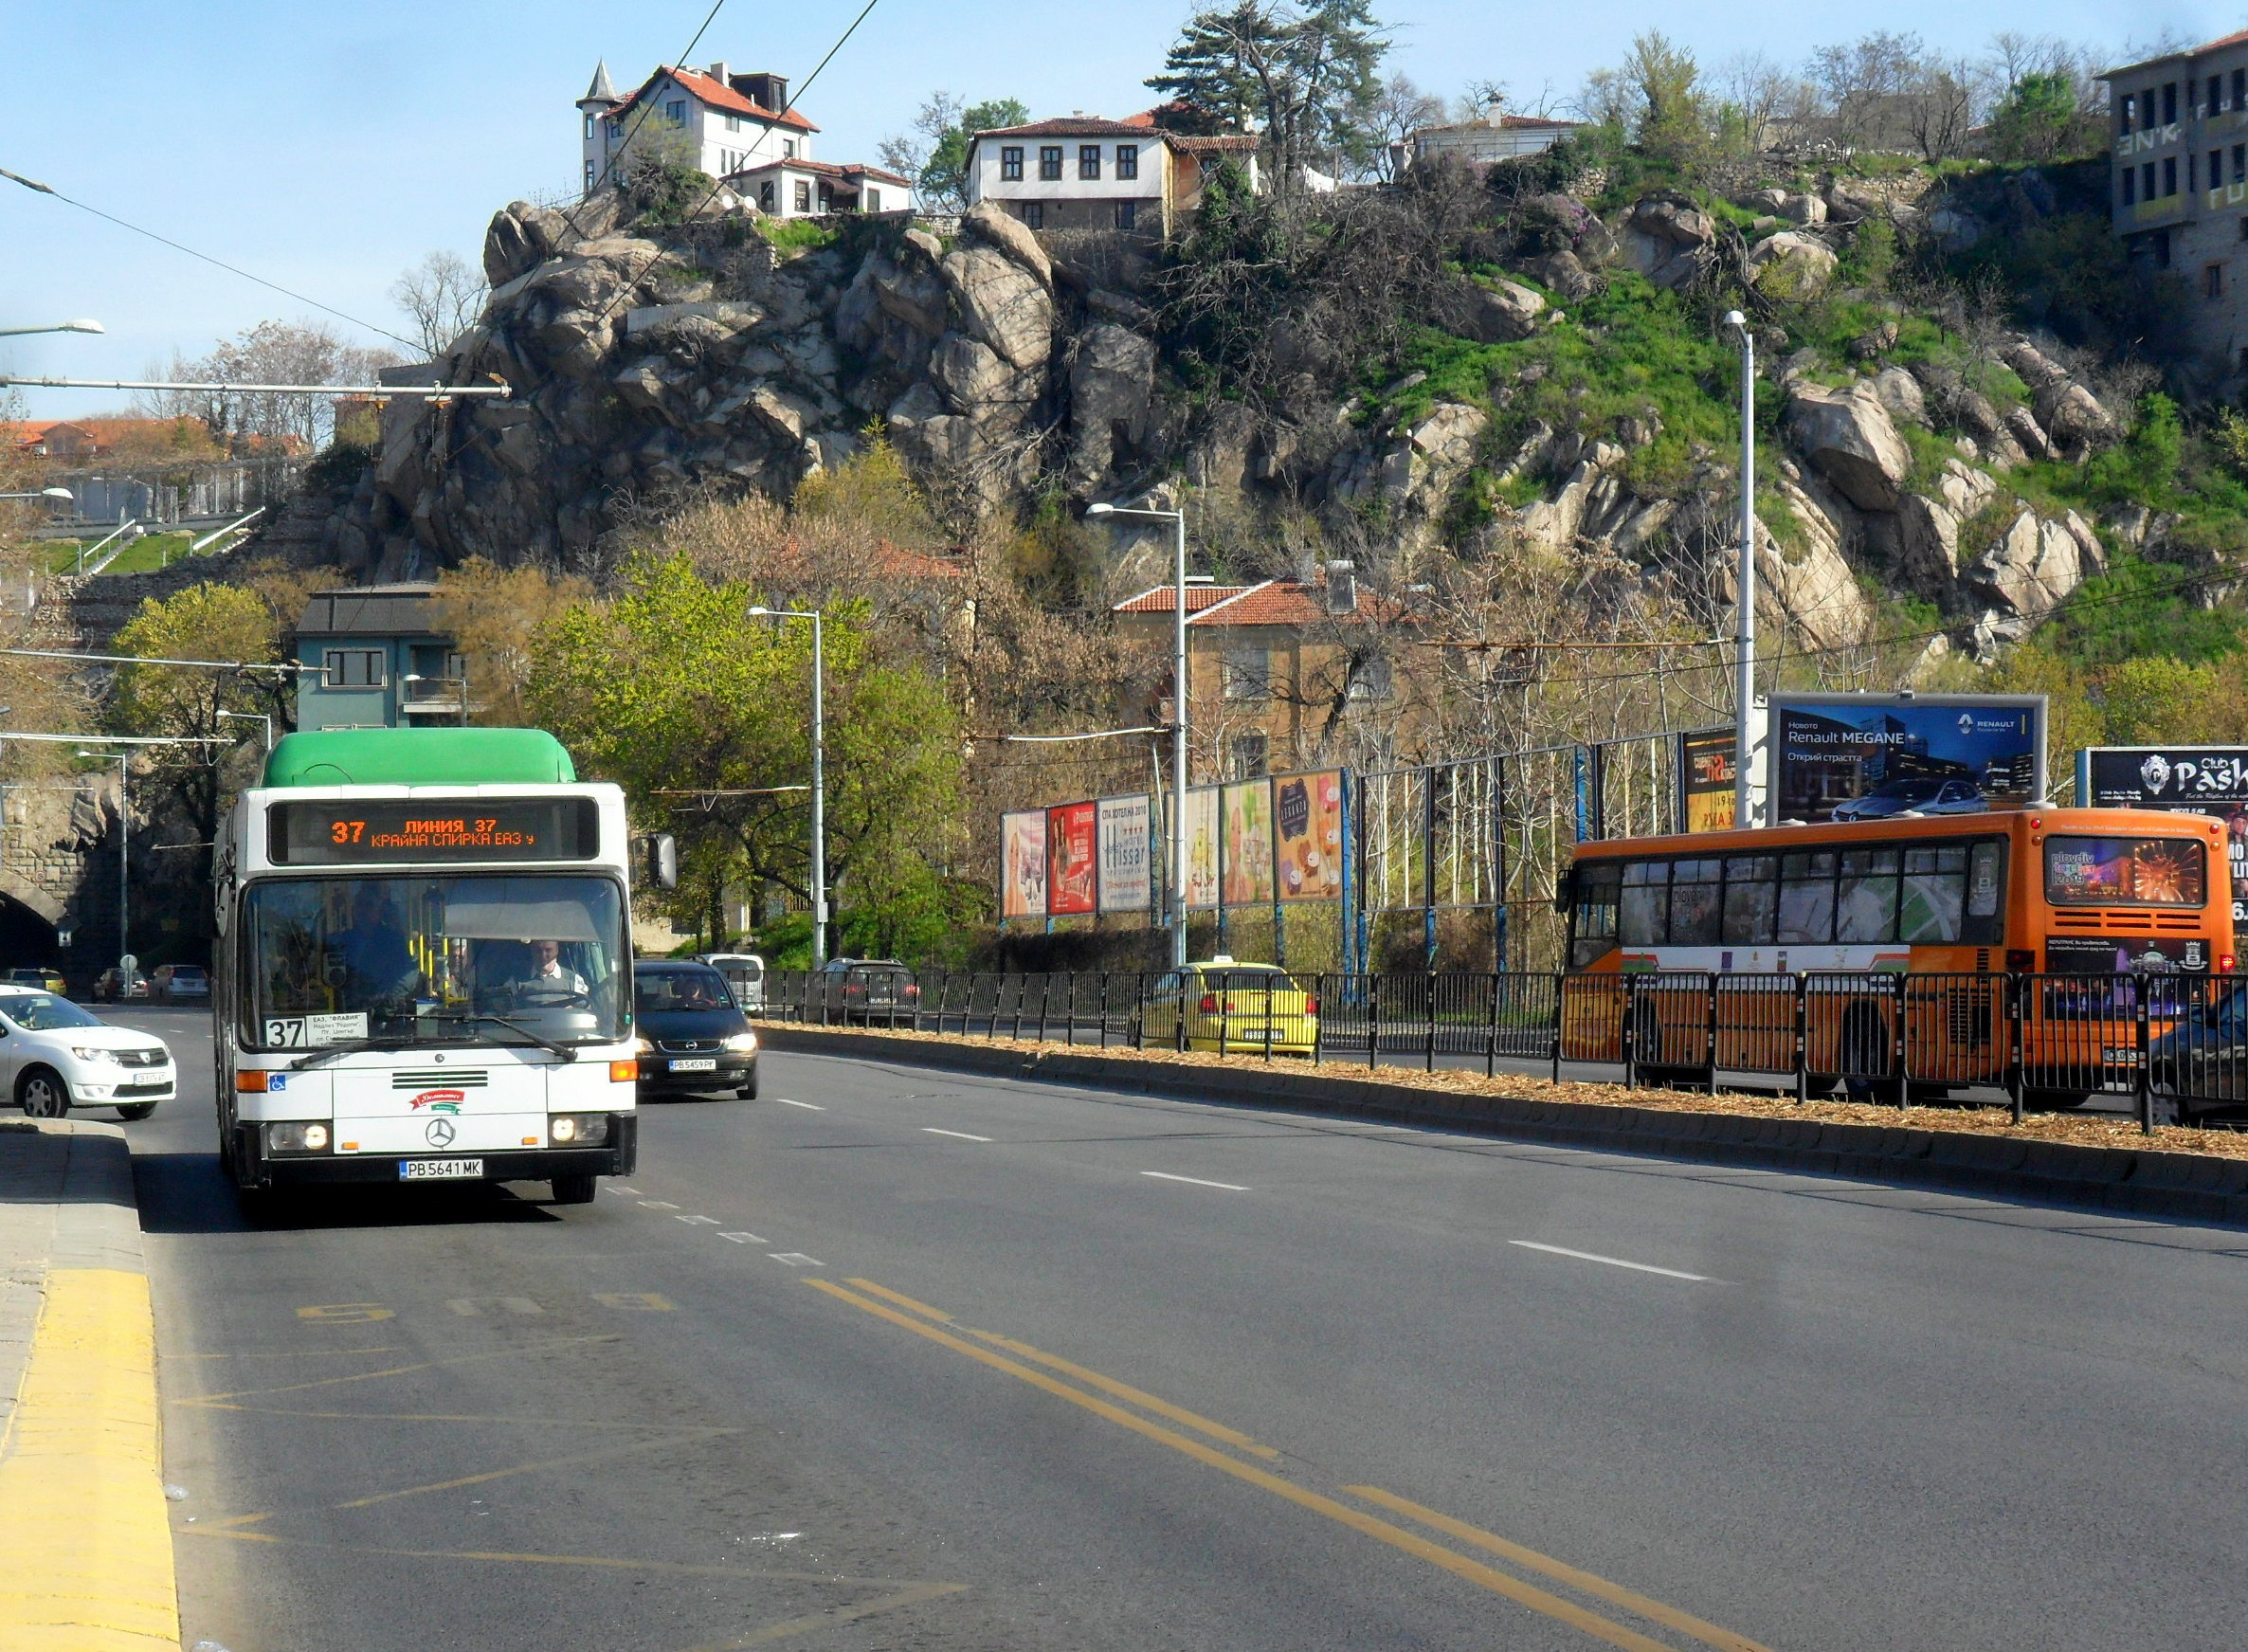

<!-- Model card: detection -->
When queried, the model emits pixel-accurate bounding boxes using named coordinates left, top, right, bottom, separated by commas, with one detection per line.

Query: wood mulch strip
left=775, top=1023, right=2248, bottom=1162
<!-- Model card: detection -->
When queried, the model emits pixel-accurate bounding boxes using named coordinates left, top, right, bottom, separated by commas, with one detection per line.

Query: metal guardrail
left=756, top=968, right=2248, bottom=1135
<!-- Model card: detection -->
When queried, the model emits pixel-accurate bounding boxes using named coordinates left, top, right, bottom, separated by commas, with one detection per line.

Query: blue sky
left=0, top=0, right=2225, bottom=418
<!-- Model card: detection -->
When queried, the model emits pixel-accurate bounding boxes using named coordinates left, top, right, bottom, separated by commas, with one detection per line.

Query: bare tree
left=136, top=320, right=399, bottom=452
left=877, top=90, right=964, bottom=190
left=1713, top=51, right=1817, bottom=153
left=1453, top=77, right=1508, bottom=122
left=1364, top=72, right=1448, bottom=179
left=390, top=251, right=486, bottom=361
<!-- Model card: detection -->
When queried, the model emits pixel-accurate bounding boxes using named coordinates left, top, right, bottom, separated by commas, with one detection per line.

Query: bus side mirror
left=1553, top=870, right=1573, bottom=914
left=643, top=833, right=679, bottom=891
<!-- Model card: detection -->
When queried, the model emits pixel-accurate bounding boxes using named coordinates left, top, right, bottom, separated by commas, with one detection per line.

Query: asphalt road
left=78, top=1006, right=2248, bottom=1652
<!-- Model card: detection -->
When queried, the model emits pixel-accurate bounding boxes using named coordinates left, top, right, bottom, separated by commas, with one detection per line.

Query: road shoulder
left=0, top=1117, right=180, bottom=1651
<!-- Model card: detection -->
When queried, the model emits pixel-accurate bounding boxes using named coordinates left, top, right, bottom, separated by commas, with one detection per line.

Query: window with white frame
left=583, top=114, right=595, bottom=139
left=585, top=159, right=597, bottom=191
left=783, top=137, right=797, bottom=159
left=324, top=649, right=387, bottom=689
left=793, top=179, right=811, bottom=212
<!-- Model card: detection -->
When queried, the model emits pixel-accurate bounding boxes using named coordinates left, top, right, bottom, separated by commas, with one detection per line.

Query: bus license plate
left=400, top=1157, right=483, bottom=1180
left=669, top=1058, right=717, bottom=1072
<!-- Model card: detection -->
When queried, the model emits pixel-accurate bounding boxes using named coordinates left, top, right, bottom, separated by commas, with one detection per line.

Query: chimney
left=1323, top=559, right=1357, bottom=615
left=732, top=70, right=788, bottom=111
left=708, top=61, right=731, bottom=84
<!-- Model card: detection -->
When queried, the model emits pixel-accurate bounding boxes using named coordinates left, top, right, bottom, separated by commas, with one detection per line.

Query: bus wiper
left=421, top=1011, right=580, bottom=1062
left=291, top=1037, right=425, bottom=1071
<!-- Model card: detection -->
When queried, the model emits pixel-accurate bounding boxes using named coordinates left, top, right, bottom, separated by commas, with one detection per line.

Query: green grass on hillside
left=44, top=531, right=200, bottom=578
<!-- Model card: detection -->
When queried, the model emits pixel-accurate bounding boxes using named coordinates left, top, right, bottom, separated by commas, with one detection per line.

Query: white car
left=0, top=985, right=176, bottom=1119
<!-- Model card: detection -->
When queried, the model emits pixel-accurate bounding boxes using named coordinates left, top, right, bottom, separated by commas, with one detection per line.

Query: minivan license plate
left=400, top=1157, right=482, bottom=1180
left=669, top=1058, right=717, bottom=1072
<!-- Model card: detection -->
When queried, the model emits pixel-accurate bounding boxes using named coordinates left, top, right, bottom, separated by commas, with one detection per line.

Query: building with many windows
left=576, top=60, right=910, bottom=218
left=965, top=114, right=1259, bottom=237
left=2104, top=30, right=2248, bottom=372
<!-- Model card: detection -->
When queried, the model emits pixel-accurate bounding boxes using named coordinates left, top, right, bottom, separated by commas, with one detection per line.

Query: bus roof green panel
left=263, top=729, right=578, bottom=788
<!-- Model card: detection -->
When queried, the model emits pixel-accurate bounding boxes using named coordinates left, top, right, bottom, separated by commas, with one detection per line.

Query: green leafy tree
left=1985, top=70, right=2080, bottom=162
left=882, top=95, right=1031, bottom=214
left=109, top=583, right=292, bottom=957
left=526, top=555, right=967, bottom=957
left=1148, top=0, right=1389, bottom=187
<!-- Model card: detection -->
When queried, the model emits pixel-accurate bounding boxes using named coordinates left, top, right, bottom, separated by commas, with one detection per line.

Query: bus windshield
left=242, top=873, right=628, bottom=1051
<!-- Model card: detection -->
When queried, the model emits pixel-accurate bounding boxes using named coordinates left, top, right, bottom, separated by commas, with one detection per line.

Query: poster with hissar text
left=1000, top=810, right=1046, bottom=919
left=1097, top=794, right=1151, bottom=913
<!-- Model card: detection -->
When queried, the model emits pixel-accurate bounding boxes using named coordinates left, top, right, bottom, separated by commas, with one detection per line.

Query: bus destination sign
left=269, top=798, right=599, bottom=865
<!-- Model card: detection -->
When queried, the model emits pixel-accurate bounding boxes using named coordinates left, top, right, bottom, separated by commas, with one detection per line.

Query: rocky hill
left=302, top=155, right=2194, bottom=679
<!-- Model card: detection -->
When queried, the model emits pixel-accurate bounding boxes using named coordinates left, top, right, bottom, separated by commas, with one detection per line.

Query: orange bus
left=1555, top=808, right=2236, bottom=1099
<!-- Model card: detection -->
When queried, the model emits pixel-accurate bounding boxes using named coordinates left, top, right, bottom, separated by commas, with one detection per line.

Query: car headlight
left=550, top=1113, right=609, bottom=1145
left=69, top=1046, right=120, bottom=1064
left=722, top=1032, right=758, bottom=1052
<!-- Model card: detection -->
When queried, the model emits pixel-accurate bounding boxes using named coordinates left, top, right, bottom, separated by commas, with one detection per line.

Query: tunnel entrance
left=0, top=891, right=61, bottom=969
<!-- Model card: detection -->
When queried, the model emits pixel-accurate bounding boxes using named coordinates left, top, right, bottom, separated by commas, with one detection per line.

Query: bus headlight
left=722, top=1032, right=758, bottom=1052
left=550, top=1113, right=609, bottom=1145
left=266, top=1121, right=332, bottom=1154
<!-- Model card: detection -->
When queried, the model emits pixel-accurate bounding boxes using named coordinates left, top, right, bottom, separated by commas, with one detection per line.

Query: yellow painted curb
left=0, top=1268, right=180, bottom=1652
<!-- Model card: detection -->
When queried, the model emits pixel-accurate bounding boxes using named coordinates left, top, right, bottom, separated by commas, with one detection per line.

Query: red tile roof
left=976, top=117, right=1158, bottom=138
left=1115, top=579, right=1405, bottom=625
left=726, top=156, right=913, bottom=188
left=1114, top=582, right=1264, bottom=615
left=615, top=65, right=818, bottom=133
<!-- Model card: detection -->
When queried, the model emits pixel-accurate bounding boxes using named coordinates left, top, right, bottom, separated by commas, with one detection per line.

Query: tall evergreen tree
left=1147, top=0, right=1389, bottom=188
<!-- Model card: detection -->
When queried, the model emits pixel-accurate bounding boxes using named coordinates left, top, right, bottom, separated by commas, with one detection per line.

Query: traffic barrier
left=759, top=967, right=2248, bottom=1134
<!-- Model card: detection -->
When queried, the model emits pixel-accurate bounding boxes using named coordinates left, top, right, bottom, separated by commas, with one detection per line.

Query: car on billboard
left=1830, top=777, right=1988, bottom=821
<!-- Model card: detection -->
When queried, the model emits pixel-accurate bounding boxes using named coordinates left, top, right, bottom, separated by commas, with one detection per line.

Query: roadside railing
left=755, top=969, right=2248, bottom=1133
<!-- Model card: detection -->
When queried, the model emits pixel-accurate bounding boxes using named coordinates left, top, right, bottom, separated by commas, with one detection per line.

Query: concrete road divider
left=753, top=1025, right=2248, bottom=1226
left=0, top=1118, right=179, bottom=1651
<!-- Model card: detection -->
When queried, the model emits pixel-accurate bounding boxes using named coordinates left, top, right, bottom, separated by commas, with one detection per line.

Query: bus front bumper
left=233, top=1115, right=638, bottom=1189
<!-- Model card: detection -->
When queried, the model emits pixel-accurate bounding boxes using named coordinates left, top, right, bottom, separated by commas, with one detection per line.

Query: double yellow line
left=808, top=1278, right=1770, bottom=1652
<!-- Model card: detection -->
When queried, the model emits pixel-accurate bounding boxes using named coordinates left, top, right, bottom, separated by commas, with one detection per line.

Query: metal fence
left=756, top=969, right=2248, bottom=1133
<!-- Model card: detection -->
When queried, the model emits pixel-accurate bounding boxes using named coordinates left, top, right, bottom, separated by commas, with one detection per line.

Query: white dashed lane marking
left=1140, top=1171, right=1249, bottom=1192
left=922, top=1127, right=991, bottom=1142
left=1509, top=1241, right=1712, bottom=1282
left=773, top=1098, right=825, bottom=1111
left=717, top=1233, right=769, bottom=1244
left=768, top=1253, right=823, bottom=1267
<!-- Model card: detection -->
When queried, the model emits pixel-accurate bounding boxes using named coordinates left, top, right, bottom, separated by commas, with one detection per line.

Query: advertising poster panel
left=999, top=810, right=1046, bottom=919
left=1047, top=801, right=1097, bottom=915
left=1223, top=779, right=1276, bottom=906
left=1184, top=787, right=1222, bottom=909
left=1096, top=793, right=1152, bottom=913
left=1273, top=771, right=1345, bottom=900
left=2084, top=746, right=2248, bottom=938
left=1768, top=693, right=2045, bottom=825
left=1677, top=728, right=1737, bottom=832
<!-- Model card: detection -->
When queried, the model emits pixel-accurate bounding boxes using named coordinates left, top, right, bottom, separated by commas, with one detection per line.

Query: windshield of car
left=635, top=966, right=735, bottom=1011
left=0, top=992, right=103, bottom=1031
left=242, top=873, right=628, bottom=1051
left=1874, top=779, right=1944, bottom=801
left=169, top=966, right=208, bottom=982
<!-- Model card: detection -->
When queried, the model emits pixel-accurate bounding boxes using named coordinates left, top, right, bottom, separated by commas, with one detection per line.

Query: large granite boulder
left=1619, top=196, right=1714, bottom=290
left=1747, top=232, right=1839, bottom=300
left=1784, top=383, right=1912, bottom=511
left=938, top=245, right=1055, bottom=373
left=1967, top=509, right=2105, bottom=620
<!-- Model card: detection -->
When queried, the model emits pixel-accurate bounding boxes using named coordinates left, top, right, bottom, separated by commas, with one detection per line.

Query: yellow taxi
left=1137, top=958, right=1319, bottom=1055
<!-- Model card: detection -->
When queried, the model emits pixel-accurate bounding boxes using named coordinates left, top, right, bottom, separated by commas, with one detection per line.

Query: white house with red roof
left=577, top=60, right=912, bottom=217
left=1399, top=105, right=1585, bottom=173
left=965, top=112, right=1259, bottom=238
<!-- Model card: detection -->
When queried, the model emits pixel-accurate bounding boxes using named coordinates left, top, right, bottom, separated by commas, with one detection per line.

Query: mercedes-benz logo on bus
left=426, top=1117, right=457, bottom=1148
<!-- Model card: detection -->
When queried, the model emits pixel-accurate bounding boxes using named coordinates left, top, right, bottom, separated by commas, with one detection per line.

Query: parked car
left=632, top=961, right=757, bottom=1099
left=810, top=958, right=919, bottom=1023
left=1830, top=778, right=1987, bottom=821
left=1134, top=958, right=1318, bottom=1056
left=0, top=984, right=175, bottom=1118
left=698, top=952, right=767, bottom=1011
left=2148, top=981, right=2248, bottom=1122
left=2, top=966, right=66, bottom=995
left=149, top=964, right=209, bottom=1004
left=91, top=969, right=150, bottom=1004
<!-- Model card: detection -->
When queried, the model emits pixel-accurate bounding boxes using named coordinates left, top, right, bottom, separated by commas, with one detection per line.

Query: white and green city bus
left=214, top=727, right=662, bottom=1204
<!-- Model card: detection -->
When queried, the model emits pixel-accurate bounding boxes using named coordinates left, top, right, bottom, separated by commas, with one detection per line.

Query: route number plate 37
left=400, top=1158, right=482, bottom=1180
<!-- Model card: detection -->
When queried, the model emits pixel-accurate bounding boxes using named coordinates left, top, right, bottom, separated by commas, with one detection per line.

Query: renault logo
left=426, top=1117, right=457, bottom=1148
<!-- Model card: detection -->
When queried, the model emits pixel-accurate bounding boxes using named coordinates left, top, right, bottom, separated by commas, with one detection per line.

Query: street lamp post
left=1724, top=311, right=1757, bottom=828
left=747, top=607, right=826, bottom=967
left=0, top=487, right=73, bottom=502
left=1086, top=502, right=1190, bottom=969
left=0, top=319, right=101, bottom=338
left=78, top=750, right=129, bottom=988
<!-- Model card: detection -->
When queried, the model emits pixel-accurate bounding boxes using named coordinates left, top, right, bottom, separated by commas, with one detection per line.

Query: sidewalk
left=0, top=1117, right=180, bottom=1651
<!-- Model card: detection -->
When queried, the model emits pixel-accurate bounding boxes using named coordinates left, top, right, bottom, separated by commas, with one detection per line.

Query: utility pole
left=1725, top=311, right=1757, bottom=827
left=748, top=608, right=827, bottom=966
